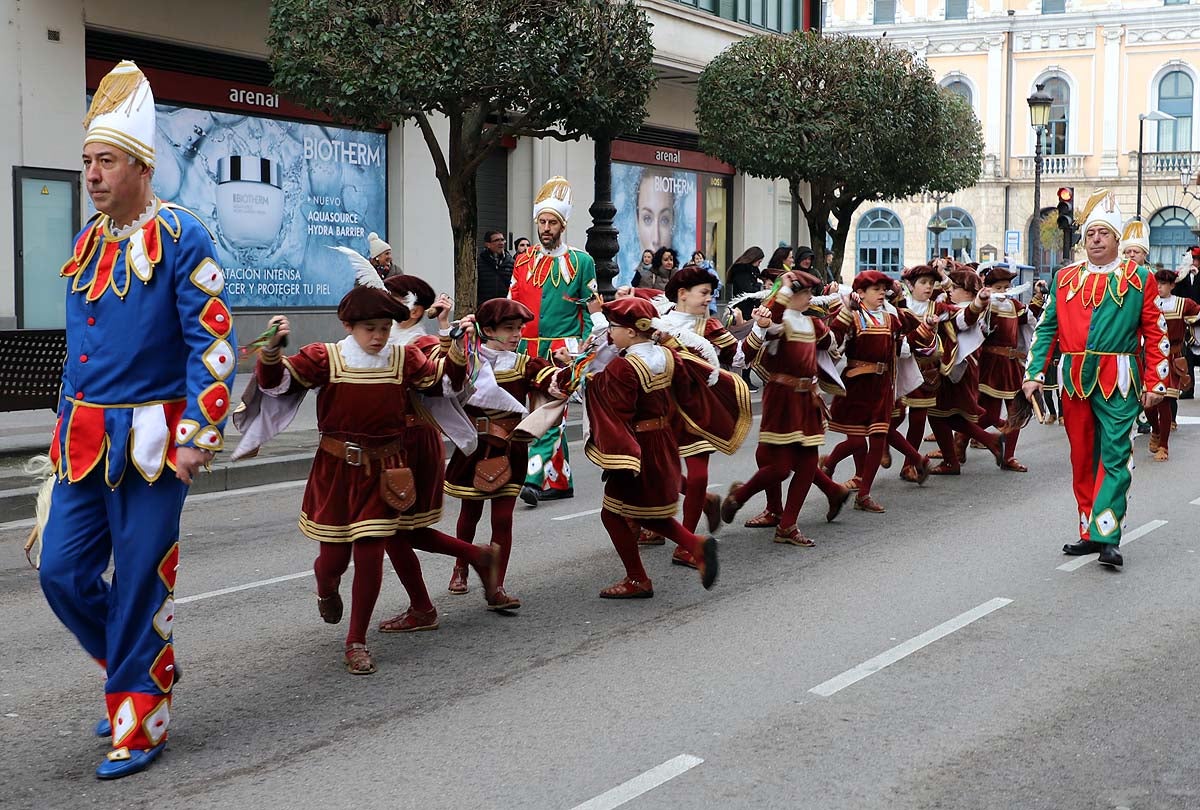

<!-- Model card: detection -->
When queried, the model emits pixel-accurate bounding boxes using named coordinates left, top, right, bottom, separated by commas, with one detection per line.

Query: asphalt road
left=3, top=407, right=1200, bottom=810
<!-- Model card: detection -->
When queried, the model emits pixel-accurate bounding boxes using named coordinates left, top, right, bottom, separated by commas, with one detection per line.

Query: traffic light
left=1056, top=187, right=1074, bottom=229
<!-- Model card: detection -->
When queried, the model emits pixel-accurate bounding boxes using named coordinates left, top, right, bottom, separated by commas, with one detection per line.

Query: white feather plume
left=23, top=454, right=55, bottom=570
left=329, top=245, right=385, bottom=290
left=726, top=289, right=769, bottom=311
left=652, top=317, right=721, bottom=385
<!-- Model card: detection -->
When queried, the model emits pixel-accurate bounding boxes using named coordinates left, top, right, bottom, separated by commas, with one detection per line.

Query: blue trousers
left=39, top=470, right=188, bottom=750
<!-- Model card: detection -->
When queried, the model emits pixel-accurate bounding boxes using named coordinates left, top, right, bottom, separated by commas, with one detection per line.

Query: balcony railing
left=1014, top=154, right=1086, bottom=178
left=1130, top=150, right=1200, bottom=178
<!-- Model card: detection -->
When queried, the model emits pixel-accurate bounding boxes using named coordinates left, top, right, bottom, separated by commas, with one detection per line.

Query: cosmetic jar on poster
left=216, top=156, right=285, bottom=248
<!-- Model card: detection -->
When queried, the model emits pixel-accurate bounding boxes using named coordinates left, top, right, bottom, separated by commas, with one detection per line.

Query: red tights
left=1148, top=400, right=1174, bottom=450
left=887, top=410, right=924, bottom=467
left=825, top=434, right=887, bottom=497
left=734, top=445, right=818, bottom=529
left=905, top=407, right=929, bottom=451
left=680, top=455, right=711, bottom=533
left=928, top=414, right=996, bottom=469
left=314, top=539, right=386, bottom=647
left=978, top=394, right=1020, bottom=460
left=601, top=508, right=703, bottom=582
left=454, top=496, right=517, bottom=587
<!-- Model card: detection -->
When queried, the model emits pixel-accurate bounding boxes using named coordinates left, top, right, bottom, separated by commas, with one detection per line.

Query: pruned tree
left=268, top=0, right=655, bottom=309
left=697, top=32, right=984, bottom=275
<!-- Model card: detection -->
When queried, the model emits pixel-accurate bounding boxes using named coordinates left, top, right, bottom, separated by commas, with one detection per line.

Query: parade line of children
left=236, top=226, right=1187, bottom=675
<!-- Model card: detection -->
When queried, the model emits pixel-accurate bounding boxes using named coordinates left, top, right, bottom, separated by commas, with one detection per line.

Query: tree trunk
left=830, top=197, right=864, bottom=282
left=788, top=178, right=802, bottom=249
left=447, top=171, right=479, bottom=314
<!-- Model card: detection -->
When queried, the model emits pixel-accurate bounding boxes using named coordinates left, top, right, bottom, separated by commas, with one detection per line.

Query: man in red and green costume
left=1023, top=190, right=1168, bottom=568
left=509, top=176, right=598, bottom=505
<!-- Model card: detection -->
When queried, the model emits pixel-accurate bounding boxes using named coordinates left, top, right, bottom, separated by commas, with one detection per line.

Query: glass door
left=15, top=168, right=80, bottom=328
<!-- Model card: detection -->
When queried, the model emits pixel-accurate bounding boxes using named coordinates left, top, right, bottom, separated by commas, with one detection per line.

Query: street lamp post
left=1137, top=110, right=1176, bottom=221
left=1027, top=84, right=1053, bottom=278
left=927, top=191, right=949, bottom=260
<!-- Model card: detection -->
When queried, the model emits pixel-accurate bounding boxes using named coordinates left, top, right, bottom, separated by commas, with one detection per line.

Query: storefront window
left=610, top=142, right=734, bottom=287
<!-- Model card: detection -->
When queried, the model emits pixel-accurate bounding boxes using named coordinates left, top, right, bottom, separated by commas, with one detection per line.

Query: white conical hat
left=533, top=176, right=572, bottom=224
left=1120, top=218, right=1150, bottom=254
left=83, top=61, right=156, bottom=167
left=1076, top=189, right=1122, bottom=240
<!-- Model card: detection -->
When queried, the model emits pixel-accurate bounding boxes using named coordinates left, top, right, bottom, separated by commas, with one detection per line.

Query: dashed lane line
left=809, top=597, right=1014, bottom=698
left=569, top=754, right=704, bottom=810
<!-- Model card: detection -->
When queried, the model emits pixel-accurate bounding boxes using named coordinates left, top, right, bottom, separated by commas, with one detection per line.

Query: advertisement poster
left=612, top=162, right=698, bottom=287
left=145, top=102, right=387, bottom=309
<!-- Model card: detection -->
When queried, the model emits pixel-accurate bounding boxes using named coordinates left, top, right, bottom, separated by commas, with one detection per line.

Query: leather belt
left=319, top=435, right=405, bottom=472
left=404, top=413, right=430, bottom=428
left=845, top=360, right=888, bottom=378
left=983, top=346, right=1024, bottom=359
left=473, top=415, right=521, bottom=441
left=634, top=415, right=670, bottom=433
left=767, top=373, right=815, bottom=392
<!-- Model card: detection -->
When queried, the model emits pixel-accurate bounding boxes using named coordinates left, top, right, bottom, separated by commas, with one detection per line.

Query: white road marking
left=1055, top=519, right=1168, bottom=572
left=553, top=508, right=602, bottom=522
left=1189, top=496, right=1200, bottom=506
left=176, top=570, right=315, bottom=605
left=570, top=754, right=704, bottom=810
left=809, top=597, right=1013, bottom=698
left=1174, top=416, right=1200, bottom=425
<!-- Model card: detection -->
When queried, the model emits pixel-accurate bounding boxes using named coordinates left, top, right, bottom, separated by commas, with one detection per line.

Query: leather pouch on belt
left=473, top=455, right=512, bottom=493
left=380, top=467, right=416, bottom=512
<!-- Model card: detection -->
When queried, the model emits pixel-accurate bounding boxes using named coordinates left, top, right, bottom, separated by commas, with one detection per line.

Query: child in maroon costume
left=894, top=264, right=947, bottom=482
left=822, top=271, right=936, bottom=513
left=925, top=268, right=1004, bottom=474
left=975, top=264, right=1045, bottom=472
left=656, top=265, right=747, bottom=568
left=256, top=287, right=496, bottom=675
left=585, top=296, right=744, bottom=598
left=719, top=271, right=849, bottom=546
left=445, top=298, right=574, bottom=609
left=374, top=274, right=458, bottom=633
left=1148, top=268, right=1200, bottom=461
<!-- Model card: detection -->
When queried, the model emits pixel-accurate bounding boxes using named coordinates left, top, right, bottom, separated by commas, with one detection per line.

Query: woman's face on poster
left=638, top=173, right=675, bottom=253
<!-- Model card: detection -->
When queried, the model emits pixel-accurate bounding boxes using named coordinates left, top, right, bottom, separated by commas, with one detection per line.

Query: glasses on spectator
left=489, top=236, right=506, bottom=243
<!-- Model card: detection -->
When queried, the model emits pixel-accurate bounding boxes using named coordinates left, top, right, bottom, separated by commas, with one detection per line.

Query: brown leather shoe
left=599, top=577, right=654, bottom=599
left=899, top=463, right=918, bottom=482
left=1153, top=447, right=1169, bottom=462
left=703, top=492, right=722, bottom=533
left=721, top=481, right=744, bottom=525
left=927, top=449, right=944, bottom=459
left=819, top=454, right=833, bottom=476
left=826, top=485, right=851, bottom=522
left=744, top=509, right=780, bottom=528
left=1148, top=434, right=1161, bottom=453
left=880, top=448, right=892, bottom=469
left=853, top=495, right=886, bottom=513
left=344, top=643, right=376, bottom=675
left=317, top=593, right=343, bottom=624
left=923, top=432, right=937, bottom=443
left=471, top=544, right=501, bottom=603
left=927, top=462, right=961, bottom=475
left=954, top=434, right=967, bottom=464
left=671, top=546, right=699, bottom=569
left=774, top=525, right=815, bottom=547
left=486, top=588, right=522, bottom=611
left=1001, top=458, right=1028, bottom=472
left=843, top=475, right=862, bottom=491
left=379, top=607, right=439, bottom=633
left=447, top=564, right=469, bottom=595
left=637, top=528, right=666, bottom=546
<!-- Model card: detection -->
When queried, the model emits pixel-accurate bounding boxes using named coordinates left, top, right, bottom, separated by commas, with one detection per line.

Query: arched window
left=856, top=208, right=903, bottom=276
left=1158, top=71, right=1194, bottom=152
left=927, top=207, right=976, bottom=261
left=943, top=79, right=972, bottom=108
left=1042, top=77, right=1070, bottom=156
left=1149, top=206, right=1198, bottom=271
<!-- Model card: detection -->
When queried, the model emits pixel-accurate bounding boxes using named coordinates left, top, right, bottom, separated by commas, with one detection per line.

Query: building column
left=1099, top=26, right=1123, bottom=178
left=985, top=34, right=1004, bottom=177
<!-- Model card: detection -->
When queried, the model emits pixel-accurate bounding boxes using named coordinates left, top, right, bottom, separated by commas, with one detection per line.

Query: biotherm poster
left=612, top=162, right=699, bottom=287
left=148, top=103, right=388, bottom=309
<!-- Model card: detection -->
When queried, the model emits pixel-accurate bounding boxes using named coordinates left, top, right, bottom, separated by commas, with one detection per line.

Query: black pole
left=586, top=135, right=619, bottom=299
left=1031, top=126, right=1043, bottom=279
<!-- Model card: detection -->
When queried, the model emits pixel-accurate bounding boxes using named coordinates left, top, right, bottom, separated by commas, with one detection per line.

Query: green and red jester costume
left=509, top=177, right=598, bottom=497
left=1025, top=256, right=1168, bottom=545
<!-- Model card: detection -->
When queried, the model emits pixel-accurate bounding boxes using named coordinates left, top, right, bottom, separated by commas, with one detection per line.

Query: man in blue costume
left=36, top=60, right=236, bottom=778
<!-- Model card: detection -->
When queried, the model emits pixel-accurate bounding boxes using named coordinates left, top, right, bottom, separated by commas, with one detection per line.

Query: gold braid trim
left=83, top=64, right=147, bottom=128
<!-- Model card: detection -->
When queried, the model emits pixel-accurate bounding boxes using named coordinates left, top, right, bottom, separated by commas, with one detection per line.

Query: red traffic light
left=1057, top=187, right=1073, bottom=203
